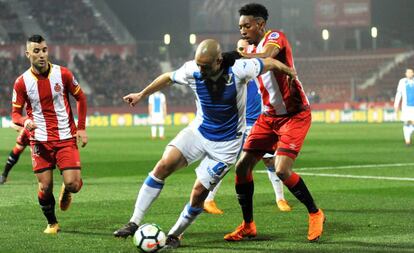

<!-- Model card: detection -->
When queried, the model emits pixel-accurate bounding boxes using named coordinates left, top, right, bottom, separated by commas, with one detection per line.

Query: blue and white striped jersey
left=171, top=58, right=263, bottom=141
left=395, top=78, right=414, bottom=108
left=148, top=91, right=166, bottom=114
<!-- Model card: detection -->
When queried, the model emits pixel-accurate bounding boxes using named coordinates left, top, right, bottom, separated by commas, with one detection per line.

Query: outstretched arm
left=123, top=72, right=173, bottom=107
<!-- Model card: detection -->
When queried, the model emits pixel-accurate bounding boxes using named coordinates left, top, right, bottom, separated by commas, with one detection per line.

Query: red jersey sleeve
left=263, top=30, right=286, bottom=50
left=61, top=67, right=87, bottom=130
left=11, top=76, right=28, bottom=126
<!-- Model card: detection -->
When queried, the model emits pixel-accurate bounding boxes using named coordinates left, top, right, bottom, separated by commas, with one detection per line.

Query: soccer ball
left=133, top=223, right=166, bottom=252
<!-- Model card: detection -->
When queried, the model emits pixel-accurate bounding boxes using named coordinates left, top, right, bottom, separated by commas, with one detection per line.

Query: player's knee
left=235, top=156, right=255, bottom=175
left=275, top=170, right=289, bottom=180
left=38, top=183, right=53, bottom=194
left=65, top=180, right=82, bottom=193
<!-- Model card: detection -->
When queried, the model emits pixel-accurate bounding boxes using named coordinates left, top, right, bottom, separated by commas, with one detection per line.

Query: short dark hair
left=239, top=3, right=268, bottom=21
left=27, top=34, right=45, bottom=43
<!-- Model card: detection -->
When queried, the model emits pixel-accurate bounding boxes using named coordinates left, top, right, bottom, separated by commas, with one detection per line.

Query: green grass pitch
left=1, top=123, right=413, bottom=252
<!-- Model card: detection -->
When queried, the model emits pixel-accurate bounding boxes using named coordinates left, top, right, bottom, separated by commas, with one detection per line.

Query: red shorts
left=30, top=138, right=81, bottom=173
left=243, top=109, right=311, bottom=159
left=16, top=129, right=30, bottom=146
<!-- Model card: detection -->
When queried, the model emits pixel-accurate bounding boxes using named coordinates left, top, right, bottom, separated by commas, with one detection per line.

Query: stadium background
left=1, top=1, right=414, bottom=252
left=1, top=0, right=414, bottom=126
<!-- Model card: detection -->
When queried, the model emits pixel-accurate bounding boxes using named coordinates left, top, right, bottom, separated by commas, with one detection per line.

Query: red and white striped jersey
left=247, top=30, right=309, bottom=116
left=12, top=63, right=86, bottom=142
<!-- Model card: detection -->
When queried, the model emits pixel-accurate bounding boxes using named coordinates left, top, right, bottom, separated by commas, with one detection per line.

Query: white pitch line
left=292, top=163, right=414, bottom=171
left=255, top=163, right=414, bottom=181
left=256, top=163, right=414, bottom=173
left=290, top=172, right=414, bottom=181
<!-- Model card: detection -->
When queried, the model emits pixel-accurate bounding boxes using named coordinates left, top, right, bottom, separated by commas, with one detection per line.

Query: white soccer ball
left=133, top=223, right=166, bottom=252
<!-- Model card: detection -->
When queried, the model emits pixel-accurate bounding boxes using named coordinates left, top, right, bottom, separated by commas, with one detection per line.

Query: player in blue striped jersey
left=394, top=68, right=414, bottom=145
left=204, top=39, right=291, bottom=214
left=113, top=39, right=296, bottom=249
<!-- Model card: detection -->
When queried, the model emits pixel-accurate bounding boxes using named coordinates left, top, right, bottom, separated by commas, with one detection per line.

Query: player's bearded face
left=197, top=56, right=222, bottom=79
left=26, top=41, right=49, bottom=72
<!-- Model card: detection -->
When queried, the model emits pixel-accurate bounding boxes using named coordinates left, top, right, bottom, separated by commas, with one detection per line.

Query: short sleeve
left=263, top=30, right=285, bottom=49
left=12, top=77, right=26, bottom=109
left=232, top=58, right=263, bottom=81
left=170, top=61, right=193, bottom=85
left=61, top=67, right=82, bottom=95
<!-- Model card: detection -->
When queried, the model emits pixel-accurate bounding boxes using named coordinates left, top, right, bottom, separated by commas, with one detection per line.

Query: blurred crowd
left=0, top=54, right=196, bottom=115
left=24, top=0, right=114, bottom=44
left=0, top=1, right=25, bottom=44
left=74, top=54, right=195, bottom=107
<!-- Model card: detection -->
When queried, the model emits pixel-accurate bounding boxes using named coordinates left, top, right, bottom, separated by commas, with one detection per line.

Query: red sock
left=283, top=172, right=300, bottom=188
left=12, top=147, right=24, bottom=155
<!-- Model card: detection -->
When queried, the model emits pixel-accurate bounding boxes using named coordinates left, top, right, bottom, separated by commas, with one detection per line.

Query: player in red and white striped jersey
left=224, top=3, right=325, bottom=243
left=11, top=35, right=88, bottom=234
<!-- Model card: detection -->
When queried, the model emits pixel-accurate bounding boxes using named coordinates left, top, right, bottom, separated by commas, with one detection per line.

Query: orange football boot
left=43, top=223, right=60, bottom=234
left=277, top=200, right=292, bottom=212
left=224, top=221, right=257, bottom=241
left=204, top=200, right=224, bottom=214
left=308, top=209, right=325, bottom=242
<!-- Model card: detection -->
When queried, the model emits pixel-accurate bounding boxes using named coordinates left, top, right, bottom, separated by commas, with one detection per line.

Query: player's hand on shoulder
left=76, top=130, right=88, bottom=148
left=123, top=92, right=142, bottom=107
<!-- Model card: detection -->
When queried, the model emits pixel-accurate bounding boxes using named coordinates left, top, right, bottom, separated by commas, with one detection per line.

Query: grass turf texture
left=0, top=123, right=413, bottom=252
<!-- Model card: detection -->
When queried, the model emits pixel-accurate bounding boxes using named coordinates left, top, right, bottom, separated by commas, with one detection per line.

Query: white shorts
left=245, top=125, right=274, bottom=159
left=150, top=113, right=165, bottom=125
left=401, top=107, right=414, bottom=122
left=168, top=126, right=244, bottom=190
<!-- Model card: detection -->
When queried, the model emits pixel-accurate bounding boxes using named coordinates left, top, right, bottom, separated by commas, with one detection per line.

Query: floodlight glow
left=164, top=34, right=171, bottom=45
left=189, top=34, right=196, bottom=45
left=322, top=29, right=329, bottom=40
left=371, top=27, right=378, bottom=38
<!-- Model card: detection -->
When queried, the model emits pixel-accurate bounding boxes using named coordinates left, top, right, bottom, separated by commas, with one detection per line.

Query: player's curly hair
left=239, top=3, right=268, bottom=21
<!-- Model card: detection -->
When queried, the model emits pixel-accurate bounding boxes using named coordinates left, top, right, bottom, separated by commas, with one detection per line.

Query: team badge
left=54, top=83, right=62, bottom=92
left=268, top=32, right=280, bottom=40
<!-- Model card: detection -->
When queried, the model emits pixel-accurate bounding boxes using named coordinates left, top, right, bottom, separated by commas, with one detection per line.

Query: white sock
left=168, top=203, right=203, bottom=237
left=159, top=126, right=165, bottom=138
left=205, top=180, right=222, bottom=201
left=410, top=124, right=414, bottom=141
left=267, top=167, right=285, bottom=202
left=151, top=126, right=157, bottom=138
left=403, top=124, right=412, bottom=144
left=130, top=173, right=164, bottom=225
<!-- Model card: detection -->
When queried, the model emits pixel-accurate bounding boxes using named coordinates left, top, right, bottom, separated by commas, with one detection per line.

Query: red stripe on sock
left=12, top=147, right=23, bottom=155
left=38, top=191, right=45, bottom=200
left=283, top=172, right=300, bottom=188
left=235, top=170, right=253, bottom=184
